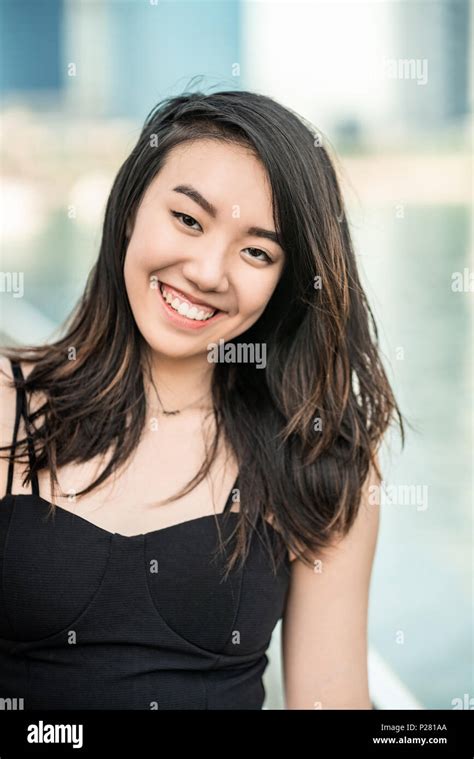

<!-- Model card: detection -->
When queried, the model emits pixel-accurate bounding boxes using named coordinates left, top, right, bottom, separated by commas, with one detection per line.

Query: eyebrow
left=172, top=184, right=282, bottom=247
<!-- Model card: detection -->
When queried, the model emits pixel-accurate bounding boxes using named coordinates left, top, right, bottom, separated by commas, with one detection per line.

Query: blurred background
left=0, top=0, right=472, bottom=710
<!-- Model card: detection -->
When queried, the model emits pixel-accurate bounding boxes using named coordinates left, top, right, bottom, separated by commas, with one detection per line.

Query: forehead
left=149, top=138, right=274, bottom=215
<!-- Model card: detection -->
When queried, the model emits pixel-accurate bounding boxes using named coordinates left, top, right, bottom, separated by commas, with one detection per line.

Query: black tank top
left=0, top=360, right=290, bottom=710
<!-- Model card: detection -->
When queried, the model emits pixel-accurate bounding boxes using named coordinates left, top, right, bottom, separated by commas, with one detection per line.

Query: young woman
left=0, top=90, right=404, bottom=710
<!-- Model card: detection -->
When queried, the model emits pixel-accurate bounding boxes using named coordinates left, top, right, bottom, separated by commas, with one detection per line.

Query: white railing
left=368, top=647, right=424, bottom=710
left=264, top=624, right=424, bottom=709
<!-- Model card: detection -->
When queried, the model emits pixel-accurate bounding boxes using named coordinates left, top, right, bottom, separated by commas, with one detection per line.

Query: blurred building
left=0, top=0, right=64, bottom=106
left=392, top=0, right=470, bottom=128
left=0, top=0, right=241, bottom=118
left=1, top=0, right=469, bottom=136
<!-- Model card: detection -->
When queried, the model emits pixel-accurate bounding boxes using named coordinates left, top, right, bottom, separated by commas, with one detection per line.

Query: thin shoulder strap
left=223, top=475, right=239, bottom=514
left=5, top=360, right=40, bottom=497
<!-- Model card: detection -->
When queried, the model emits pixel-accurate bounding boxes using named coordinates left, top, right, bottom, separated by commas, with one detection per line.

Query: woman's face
left=123, top=138, right=285, bottom=359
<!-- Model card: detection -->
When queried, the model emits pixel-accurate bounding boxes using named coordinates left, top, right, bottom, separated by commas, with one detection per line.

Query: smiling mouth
left=157, top=281, right=226, bottom=328
left=159, top=282, right=219, bottom=320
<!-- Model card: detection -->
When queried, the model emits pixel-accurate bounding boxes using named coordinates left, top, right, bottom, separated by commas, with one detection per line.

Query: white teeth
left=160, top=285, right=216, bottom=321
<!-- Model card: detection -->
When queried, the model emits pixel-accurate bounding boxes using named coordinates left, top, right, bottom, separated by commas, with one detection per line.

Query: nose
left=181, top=241, right=230, bottom=293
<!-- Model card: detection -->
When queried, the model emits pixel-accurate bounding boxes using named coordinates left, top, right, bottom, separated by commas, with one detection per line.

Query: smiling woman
left=0, top=90, right=404, bottom=710
left=123, top=139, right=285, bottom=357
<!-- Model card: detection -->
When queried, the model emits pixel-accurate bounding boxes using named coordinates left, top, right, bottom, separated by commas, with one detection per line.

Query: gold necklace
left=151, top=389, right=212, bottom=416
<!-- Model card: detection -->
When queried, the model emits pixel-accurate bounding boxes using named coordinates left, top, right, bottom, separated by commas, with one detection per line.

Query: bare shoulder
left=288, top=459, right=381, bottom=572
left=0, top=355, right=18, bottom=496
left=0, top=354, right=17, bottom=416
left=0, top=356, right=37, bottom=493
left=0, top=356, right=44, bottom=497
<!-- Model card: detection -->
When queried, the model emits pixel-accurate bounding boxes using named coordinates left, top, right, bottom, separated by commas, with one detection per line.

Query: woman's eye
left=243, top=247, right=272, bottom=264
left=170, top=213, right=272, bottom=263
left=171, top=211, right=202, bottom=231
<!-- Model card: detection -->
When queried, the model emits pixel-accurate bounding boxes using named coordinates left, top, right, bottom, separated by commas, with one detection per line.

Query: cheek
left=123, top=242, right=155, bottom=316
left=125, top=214, right=180, bottom=276
left=123, top=245, right=144, bottom=305
left=236, top=276, right=279, bottom=319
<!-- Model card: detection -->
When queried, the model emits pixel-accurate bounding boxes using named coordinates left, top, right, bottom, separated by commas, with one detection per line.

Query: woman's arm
left=281, top=460, right=381, bottom=709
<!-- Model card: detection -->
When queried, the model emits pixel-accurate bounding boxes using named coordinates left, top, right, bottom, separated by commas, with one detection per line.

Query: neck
left=144, top=349, right=214, bottom=413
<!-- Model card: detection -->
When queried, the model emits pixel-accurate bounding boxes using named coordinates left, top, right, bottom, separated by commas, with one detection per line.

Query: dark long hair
left=1, top=89, right=405, bottom=578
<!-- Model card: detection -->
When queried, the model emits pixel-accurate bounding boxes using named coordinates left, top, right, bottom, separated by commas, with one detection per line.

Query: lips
left=156, top=279, right=226, bottom=330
